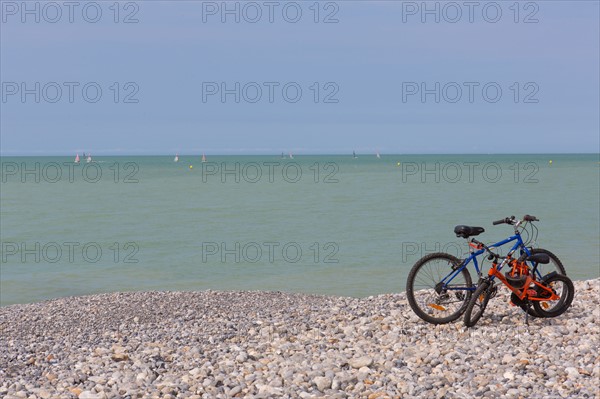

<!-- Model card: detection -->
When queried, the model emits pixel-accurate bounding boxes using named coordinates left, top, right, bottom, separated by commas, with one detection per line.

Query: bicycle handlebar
left=492, top=215, right=539, bottom=225
left=493, top=216, right=515, bottom=225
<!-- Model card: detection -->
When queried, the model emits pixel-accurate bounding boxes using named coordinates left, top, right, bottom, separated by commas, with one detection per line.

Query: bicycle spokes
left=406, top=253, right=474, bottom=325
left=536, top=280, right=565, bottom=312
left=407, top=216, right=573, bottom=326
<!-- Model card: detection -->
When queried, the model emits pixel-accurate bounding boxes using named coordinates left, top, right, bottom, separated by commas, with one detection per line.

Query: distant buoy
left=189, top=165, right=193, bottom=169
left=549, top=160, right=553, bottom=165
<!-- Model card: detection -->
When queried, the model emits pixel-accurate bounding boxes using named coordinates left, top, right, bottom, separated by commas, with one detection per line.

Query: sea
left=1, top=154, right=598, bottom=306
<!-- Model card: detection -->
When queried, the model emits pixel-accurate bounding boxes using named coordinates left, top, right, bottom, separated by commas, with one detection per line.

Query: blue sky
left=1, top=1, right=599, bottom=155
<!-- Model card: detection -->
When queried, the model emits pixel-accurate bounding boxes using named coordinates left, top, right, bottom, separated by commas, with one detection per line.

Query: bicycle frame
left=440, top=232, right=530, bottom=292
left=486, top=263, right=560, bottom=302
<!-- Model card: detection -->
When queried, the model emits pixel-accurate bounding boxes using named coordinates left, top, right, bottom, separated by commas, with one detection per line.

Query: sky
left=1, top=1, right=599, bottom=155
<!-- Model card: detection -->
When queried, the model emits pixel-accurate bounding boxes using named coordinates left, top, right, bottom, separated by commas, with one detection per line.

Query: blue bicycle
left=406, top=215, right=566, bottom=324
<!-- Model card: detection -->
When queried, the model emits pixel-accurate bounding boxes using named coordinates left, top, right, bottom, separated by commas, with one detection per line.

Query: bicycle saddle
left=526, top=253, right=550, bottom=264
left=454, top=225, right=485, bottom=238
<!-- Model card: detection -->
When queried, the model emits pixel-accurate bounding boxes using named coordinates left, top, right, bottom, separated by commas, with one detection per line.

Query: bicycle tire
left=532, top=274, right=575, bottom=318
left=406, top=252, right=472, bottom=324
left=464, top=281, right=492, bottom=328
left=529, top=248, right=567, bottom=276
left=516, top=248, right=567, bottom=317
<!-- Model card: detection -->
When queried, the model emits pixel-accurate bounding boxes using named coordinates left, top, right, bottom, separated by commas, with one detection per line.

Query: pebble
left=78, top=391, right=104, bottom=399
left=313, top=376, right=332, bottom=391
left=0, top=279, right=598, bottom=398
left=349, top=356, right=373, bottom=369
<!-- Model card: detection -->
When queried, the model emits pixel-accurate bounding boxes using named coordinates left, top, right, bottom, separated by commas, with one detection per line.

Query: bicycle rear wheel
left=406, top=253, right=472, bottom=324
left=529, top=248, right=567, bottom=277
left=464, top=281, right=493, bottom=328
left=533, top=274, right=574, bottom=318
left=515, top=248, right=567, bottom=317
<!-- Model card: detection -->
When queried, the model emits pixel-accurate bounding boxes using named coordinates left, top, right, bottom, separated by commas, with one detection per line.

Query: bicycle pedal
left=489, top=286, right=499, bottom=299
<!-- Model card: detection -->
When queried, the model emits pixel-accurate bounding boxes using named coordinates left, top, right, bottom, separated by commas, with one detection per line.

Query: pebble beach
left=1, top=279, right=599, bottom=399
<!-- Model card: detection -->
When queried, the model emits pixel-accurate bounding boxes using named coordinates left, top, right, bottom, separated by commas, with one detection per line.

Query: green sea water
left=1, top=154, right=599, bottom=306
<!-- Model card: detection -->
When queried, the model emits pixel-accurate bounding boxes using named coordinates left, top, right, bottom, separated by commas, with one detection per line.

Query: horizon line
left=1, top=152, right=599, bottom=157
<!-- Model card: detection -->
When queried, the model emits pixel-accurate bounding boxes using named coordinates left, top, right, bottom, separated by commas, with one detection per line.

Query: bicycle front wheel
left=464, top=281, right=492, bottom=328
left=406, top=253, right=472, bottom=325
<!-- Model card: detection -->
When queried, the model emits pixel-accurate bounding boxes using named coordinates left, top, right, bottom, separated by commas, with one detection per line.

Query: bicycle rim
left=408, top=254, right=472, bottom=324
left=465, top=282, right=491, bottom=327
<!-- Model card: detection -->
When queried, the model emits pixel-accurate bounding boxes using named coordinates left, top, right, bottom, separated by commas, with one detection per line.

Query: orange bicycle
left=463, top=242, right=574, bottom=327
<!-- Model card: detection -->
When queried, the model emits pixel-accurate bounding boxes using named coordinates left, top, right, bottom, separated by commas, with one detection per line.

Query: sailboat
left=86, top=154, right=92, bottom=163
left=353, top=151, right=357, bottom=159
left=376, top=152, right=381, bottom=159
left=289, top=152, right=294, bottom=159
left=201, top=154, right=206, bottom=163
left=75, top=154, right=80, bottom=163
left=281, top=152, right=285, bottom=159
left=174, top=154, right=179, bottom=162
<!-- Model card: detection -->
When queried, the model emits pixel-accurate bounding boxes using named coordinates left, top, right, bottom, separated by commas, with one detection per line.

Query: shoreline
left=2, top=275, right=599, bottom=309
left=1, top=279, right=599, bottom=398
